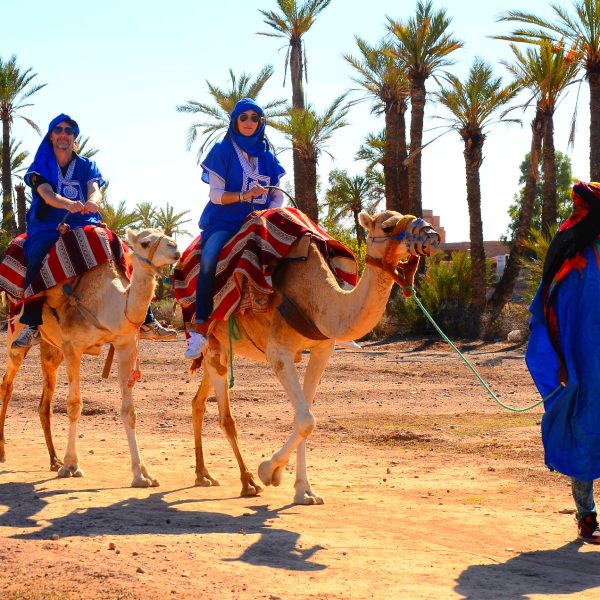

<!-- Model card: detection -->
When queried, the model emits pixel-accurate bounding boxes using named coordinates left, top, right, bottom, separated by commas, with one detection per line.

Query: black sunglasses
left=52, top=126, right=76, bottom=135
left=238, top=113, right=263, bottom=123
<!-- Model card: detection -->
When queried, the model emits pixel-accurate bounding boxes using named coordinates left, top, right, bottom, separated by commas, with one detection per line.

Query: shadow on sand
left=455, top=541, right=600, bottom=599
left=0, top=478, right=325, bottom=572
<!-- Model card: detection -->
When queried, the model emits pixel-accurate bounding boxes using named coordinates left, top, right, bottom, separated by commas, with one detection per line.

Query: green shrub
left=386, top=251, right=486, bottom=338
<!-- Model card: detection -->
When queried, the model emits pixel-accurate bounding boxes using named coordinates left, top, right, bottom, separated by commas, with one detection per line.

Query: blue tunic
left=526, top=241, right=600, bottom=480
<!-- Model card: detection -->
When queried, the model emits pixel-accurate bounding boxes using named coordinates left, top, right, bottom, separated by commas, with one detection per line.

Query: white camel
left=188, top=210, right=439, bottom=504
left=0, top=228, right=180, bottom=487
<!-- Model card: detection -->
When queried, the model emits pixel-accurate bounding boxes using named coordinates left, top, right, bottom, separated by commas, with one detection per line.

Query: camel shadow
left=455, top=541, right=600, bottom=599
left=0, top=482, right=325, bottom=572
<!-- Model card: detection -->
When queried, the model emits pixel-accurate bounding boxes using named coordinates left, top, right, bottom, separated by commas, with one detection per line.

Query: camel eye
left=381, top=225, right=394, bottom=234
left=141, top=241, right=150, bottom=249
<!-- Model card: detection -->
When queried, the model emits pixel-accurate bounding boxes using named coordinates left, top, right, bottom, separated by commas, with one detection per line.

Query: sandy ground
left=1, top=331, right=600, bottom=600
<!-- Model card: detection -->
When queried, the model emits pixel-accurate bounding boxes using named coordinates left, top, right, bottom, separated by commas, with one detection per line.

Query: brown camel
left=0, top=228, right=180, bottom=487
left=189, top=210, right=439, bottom=504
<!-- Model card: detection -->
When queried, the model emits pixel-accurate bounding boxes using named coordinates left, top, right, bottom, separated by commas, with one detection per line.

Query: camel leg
left=293, top=341, right=334, bottom=505
left=258, top=345, right=317, bottom=496
left=115, top=343, right=159, bottom=488
left=0, top=344, right=28, bottom=464
left=192, top=369, right=220, bottom=487
left=57, top=345, right=84, bottom=478
left=205, top=356, right=263, bottom=497
left=39, top=341, right=64, bottom=471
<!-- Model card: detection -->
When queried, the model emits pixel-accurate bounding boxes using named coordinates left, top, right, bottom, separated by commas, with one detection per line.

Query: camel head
left=359, top=210, right=440, bottom=291
left=126, top=228, right=181, bottom=269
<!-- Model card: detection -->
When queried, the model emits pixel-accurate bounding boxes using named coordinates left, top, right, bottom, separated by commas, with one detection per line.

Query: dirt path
left=1, top=333, right=600, bottom=599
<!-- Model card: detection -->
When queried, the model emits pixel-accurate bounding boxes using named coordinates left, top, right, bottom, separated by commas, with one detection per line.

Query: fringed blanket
left=173, top=207, right=358, bottom=325
left=0, top=225, right=130, bottom=302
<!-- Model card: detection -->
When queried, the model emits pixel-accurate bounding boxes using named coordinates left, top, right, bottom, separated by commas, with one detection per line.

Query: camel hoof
left=132, top=475, right=160, bottom=488
left=195, top=475, right=220, bottom=487
left=50, top=458, right=63, bottom=472
left=258, top=460, right=273, bottom=486
left=271, top=465, right=284, bottom=487
left=294, top=492, right=325, bottom=506
left=241, top=482, right=262, bottom=497
left=57, top=465, right=84, bottom=478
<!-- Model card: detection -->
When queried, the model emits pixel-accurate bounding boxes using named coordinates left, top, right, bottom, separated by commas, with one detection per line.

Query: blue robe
left=526, top=241, right=600, bottom=480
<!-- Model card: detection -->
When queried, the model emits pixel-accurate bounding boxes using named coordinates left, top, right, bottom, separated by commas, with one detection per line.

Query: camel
left=0, top=228, right=180, bottom=487
left=189, top=209, right=439, bottom=504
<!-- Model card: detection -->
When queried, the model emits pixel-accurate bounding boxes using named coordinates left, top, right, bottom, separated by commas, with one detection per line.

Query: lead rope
left=228, top=316, right=241, bottom=389
left=405, top=285, right=561, bottom=412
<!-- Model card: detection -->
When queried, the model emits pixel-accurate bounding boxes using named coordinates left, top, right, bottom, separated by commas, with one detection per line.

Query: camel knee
left=121, top=405, right=137, bottom=429
left=219, top=413, right=238, bottom=437
left=66, top=398, right=82, bottom=421
left=295, top=411, right=316, bottom=438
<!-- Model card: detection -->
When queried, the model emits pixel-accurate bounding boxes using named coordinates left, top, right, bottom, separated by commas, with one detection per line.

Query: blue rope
left=406, top=285, right=561, bottom=413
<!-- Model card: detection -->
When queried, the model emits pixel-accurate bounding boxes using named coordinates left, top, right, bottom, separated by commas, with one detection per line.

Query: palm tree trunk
left=296, top=152, right=318, bottom=223
left=486, top=107, right=545, bottom=326
left=292, top=143, right=306, bottom=215
left=589, top=70, right=600, bottom=182
left=15, top=182, right=27, bottom=234
left=408, top=75, right=426, bottom=217
left=541, top=113, right=557, bottom=237
left=290, top=37, right=305, bottom=110
left=464, top=135, right=486, bottom=318
left=398, top=103, right=409, bottom=215
left=1, top=119, right=17, bottom=234
left=384, top=101, right=401, bottom=212
left=353, top=210, right=365, bottom=245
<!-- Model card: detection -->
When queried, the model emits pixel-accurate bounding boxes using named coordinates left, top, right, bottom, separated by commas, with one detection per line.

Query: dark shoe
left=139, top=320, right=177, bottom=341
left=12, top=326, right=40, bottom=349
left=578, top=513, right=600, bottom=543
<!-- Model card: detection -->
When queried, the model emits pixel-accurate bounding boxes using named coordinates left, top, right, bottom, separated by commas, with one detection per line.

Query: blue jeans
left=572, top=478, right=596, bottom=520
left=20, top=230, right=60, bottom=327
left=195, top=230, right=234, bottom=323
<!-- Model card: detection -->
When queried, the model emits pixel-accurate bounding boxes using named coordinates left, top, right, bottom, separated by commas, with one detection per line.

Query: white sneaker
left=336, top=339, right=363, bottom=351
left=184, top=331, right=208, bottom=359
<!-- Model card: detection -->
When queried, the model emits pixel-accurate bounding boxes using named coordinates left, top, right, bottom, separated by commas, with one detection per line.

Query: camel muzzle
left=395, top=218, right=440, bottom=257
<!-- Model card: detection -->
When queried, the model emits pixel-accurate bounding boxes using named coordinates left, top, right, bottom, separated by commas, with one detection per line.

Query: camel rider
left=13, top=113, right=175, bottom=349
left=184, top=98, right=286, bottom=359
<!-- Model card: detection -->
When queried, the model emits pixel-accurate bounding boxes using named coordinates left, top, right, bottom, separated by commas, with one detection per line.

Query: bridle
left=131, top=233, right=168, bottom=276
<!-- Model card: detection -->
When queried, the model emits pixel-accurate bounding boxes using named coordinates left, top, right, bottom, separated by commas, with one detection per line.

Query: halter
left=132, top=233, right=167, bottom=276
left=367, top=218, right=434, bottom=256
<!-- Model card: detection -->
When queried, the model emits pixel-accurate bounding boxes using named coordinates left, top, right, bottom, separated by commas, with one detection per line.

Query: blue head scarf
left=227, top=98, right=268, bottom=157
left=25, top=113, right=80, bottom=188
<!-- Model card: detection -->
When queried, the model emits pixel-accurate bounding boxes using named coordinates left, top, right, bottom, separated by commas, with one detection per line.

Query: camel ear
left=358, top=211, right=374, bottom=231
left=381, top=216, right=396, bottom=233
left=126, top=229, right=138, bottom=246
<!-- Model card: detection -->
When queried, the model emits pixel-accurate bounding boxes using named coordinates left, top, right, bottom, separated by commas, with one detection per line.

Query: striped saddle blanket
left=0, top=225, right=130, bottom=302
left=173, top=207, right=358, bottom=325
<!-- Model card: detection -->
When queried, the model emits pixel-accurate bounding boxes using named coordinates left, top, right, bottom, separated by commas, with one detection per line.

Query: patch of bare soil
left=1, top=332, right=600, bottom=599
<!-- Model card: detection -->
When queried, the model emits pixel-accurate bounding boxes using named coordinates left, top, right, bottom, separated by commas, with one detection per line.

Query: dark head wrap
left=541, top=181, right=600, bottom=384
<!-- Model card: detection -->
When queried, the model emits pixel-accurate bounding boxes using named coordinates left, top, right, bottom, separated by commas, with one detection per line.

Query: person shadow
left=0, top=479, right=325, bottom=572
left=455, top=541, right=600, bottom=599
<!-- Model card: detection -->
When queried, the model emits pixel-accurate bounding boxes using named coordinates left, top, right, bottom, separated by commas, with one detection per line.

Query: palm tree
left=272, top=94, right=350, bottom=222
left=0, top=54, right=46, bottom=234
left=258, top=0, right=332, bottom=110
left=75, top=135, right=99, bottom=159
left=0, top=138, right=29, bottom=233
left=435, top=58, right=519, bottom=318
left=176, top=66, right=286, bottom=162
left=355, top=130, right=386, bottom=196
left=258, top=0, right=332, bottom=214
left=343, top=36, right=410, bottom=213
left=388, top=0, right=463, bottom=217
left=99, top=190, right=140, bottom=237
left=325, top=169, right=381, bottom=244
left=154, top=203, right=192, bottom=238
left=497, top=0, right=600, bottom=180
left=133, top=201, right=157, bottom=229
left=487, top=42, right=577, bottom=323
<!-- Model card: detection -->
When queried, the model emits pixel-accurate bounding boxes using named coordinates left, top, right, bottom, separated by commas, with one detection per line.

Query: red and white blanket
left=0, top=225, right=131, bottom=302
left=173, top=207, right=358, bottom=325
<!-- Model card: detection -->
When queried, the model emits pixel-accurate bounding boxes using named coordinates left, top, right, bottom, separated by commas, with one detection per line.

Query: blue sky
left=1, top=0, right=588, bottom=242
